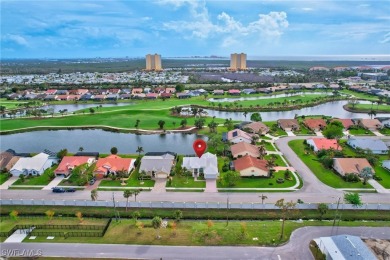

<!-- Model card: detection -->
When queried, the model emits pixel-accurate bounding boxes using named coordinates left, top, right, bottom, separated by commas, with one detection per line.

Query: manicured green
left=0, top=98, right=27, bottom=109
left=0, top=173, right=10, bottom=185
left=348, top=103, right=390, bottom=113
left=340, top=89, right=379, bottom=101
left=349, top=127, right=375, bottom=136
left=12, top=166, right=56, bottom=186
left=258, top=141, right=275, bottom=151
left=167, top=176, right=206, bottom=188
left=217, top=170, right=296, bottom=189
left=263, top=121, right=287, bottom=137
left=288, top=140, right=372, bottom=189
left=373, top=164, right=390, bottom=189
left=264, top=154, right=286, bottom=167
left=379, top=127, right=390, bottom=136
left=294, top=123, right=315, bottom=135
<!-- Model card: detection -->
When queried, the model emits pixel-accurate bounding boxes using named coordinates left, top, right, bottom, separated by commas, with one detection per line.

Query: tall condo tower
left=145, top=54, right=162, bottom=71
left=230, top=53, right=247, bottom=71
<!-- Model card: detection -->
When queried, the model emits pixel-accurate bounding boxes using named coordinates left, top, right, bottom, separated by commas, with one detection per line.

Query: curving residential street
left=1, top=227, right=389, bottom=259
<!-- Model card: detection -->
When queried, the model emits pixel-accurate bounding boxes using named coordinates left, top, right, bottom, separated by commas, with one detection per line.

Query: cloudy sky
left=1, top=0, right=390, bottom=59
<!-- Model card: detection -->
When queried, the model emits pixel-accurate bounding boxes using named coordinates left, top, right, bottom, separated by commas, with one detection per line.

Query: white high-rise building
left=230, top=53, right=247, bottom=71
left=145, top=54, right=162, bottom=71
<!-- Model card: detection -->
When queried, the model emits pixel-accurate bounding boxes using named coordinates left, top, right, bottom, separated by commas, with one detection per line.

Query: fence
left=1, top=198, right=389, bottom=211
left=0, top=218, right=112, bottom=238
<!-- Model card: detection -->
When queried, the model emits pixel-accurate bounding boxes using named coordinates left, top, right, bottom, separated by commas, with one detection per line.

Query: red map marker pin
left=193, top=139, right=207, bottom=158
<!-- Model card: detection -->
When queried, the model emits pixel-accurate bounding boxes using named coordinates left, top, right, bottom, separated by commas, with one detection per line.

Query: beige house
left=230, top=142, right=260, bottom=158
left=243, top=122, right=269, bottom=135
left=233, top=155, right=268, bottom=177
left=277, top=119, right=300, bottom=131
left=358, top=119, right=383, bottom=131
left=333, top=158, right=374, bottom=176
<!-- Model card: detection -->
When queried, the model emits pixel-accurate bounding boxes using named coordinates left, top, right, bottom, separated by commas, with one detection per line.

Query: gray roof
left=139, top=154, right=175, bottom=174
left=383, top=160, right=390, bottom=170
left=347, top=138, right=388, bottom=151
left=331, top=235, right=376, bottom=260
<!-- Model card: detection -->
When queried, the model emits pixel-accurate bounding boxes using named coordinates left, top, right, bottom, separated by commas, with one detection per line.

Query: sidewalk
left=0, top=176, right=19, bottom=190
left=368, top=179, right=390, bottom=194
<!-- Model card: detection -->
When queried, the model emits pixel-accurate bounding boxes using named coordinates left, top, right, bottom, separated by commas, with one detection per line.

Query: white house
left=182, top=152, right=219, bottom=179
left=139, top=153, right=175, bottom=179
left=10, top=152, right=56, bottom=176
left=226, top=129, right=253, bottom=144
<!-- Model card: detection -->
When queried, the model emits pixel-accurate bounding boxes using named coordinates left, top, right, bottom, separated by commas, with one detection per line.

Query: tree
left=91, top=189, right=98, bottom=201
left=123, top=190, right=133, bottom=211
left=45, top=210, right=55, bottom=222
left=78, top=147, right=84, bottom=152
left=180, top=119, right=187, bottom=128
left=9, top=210, right=19, bottom=221
left=135, top=119, right=140, bottom=128
left=57, top=149, right=68, bottom=160
left=136, top=146, right=144, bottom=157
left=194, top=118, right=205, bottom=129
left=133, top=189, right=142, bottom=201
left=243, top=111, right=248, bottom=118
left=175, top=84, right=185, bottom=93
left=259, top=194, right=268, bottom=204
left=368, top=109, right=376, bottom=119
left=132, top=211, right=141, bottom=222
left=158, top=120, right=165, bottom=130
left=250, top=112, right=262, bottom=122
left=89, top=108, right=95, bottom=114
left=139, top=170, right=147, bottom=184
left=266, top=158, right=276, bottom=176
left=19, top=174, right=25, bottom=183
left=207, top=121, right=218, bottom=133
left=359, top=167, right=373, bottom=185
left=258, top=145, right=266, bottom=159
left=322, top=121, right=343, bottom=140
left=152, top=216, right=162, bottom=239
left=275, top=199, right=297, bottom=240
left=222, top=171, right=240, bottom=187
left=344, top=192, right=362, bottom=207
left=173, top=210, right=183, bottom=222
left=110, top=147, right=118, bottom=155
left=75, top=211, right=83, bottom=223
left=317, top=203, right=328, bottom=221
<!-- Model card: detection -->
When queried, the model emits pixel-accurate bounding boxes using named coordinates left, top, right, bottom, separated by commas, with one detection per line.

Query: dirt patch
left=364, top=238, right=390, bottom=260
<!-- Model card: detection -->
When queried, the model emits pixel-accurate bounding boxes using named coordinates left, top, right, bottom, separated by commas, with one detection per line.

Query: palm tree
left=368, top=109, right=376, bottom=119
left=136, top=146, right=144, bottom=157
left=266, top=158, right=276, bottom=176
left=123, top=190, right=133, bottom=211
left=152, top=216, right=162, bottom=239
left=133, top=189, right=142, bottom=202
left=243, top=111, right=248, bottom=118
left=258, top=145, right=267, bottom=159
left=90, top=189, right=98, bottom=201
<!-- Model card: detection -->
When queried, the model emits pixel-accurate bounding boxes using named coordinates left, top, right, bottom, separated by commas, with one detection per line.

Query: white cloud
left=2, top=34, right=29, bottom=47
left=380, top=32, right=390, bottom=43
left=162, top=1, right=289, bottom=46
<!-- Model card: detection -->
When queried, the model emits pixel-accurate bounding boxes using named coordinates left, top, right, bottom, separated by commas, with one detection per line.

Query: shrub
left=373, top=175, right=382, bottom=181
left=344, top=173, right=360, bottom=183
left=276, top=178, right=285, bottom=184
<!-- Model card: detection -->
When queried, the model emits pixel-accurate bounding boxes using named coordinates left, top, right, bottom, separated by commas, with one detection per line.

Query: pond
left=1, top=130, right=206, bottom=154
left=204, top=100, right=389, bottom=121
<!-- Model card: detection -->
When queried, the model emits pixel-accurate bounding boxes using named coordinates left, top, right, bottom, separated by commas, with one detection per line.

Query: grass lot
left=258, top=141, right=275, bottom=151
left=8, top=186, right=43, bottom=190
left=12, top=166, right=56, bottom=186
left=379, top=127, right=390, bottom=136
left=349, top=127, right=375, bottom=136
left=0, top=173, right=10, bottom=185
left=59, top=173, right=85, bottom=186
left=20, top=219, right=390, bottom=246
left=294, top=123, right=315, bottom=135
left=263, top=121, right=287, bottom=137
left=373, top=165, right=390, bottom=189
left=288, top=140, right=372, bottom=189
left=100, top=168, right=155, bottom=188
left=264, top=154, right=286, bottom=167
left=217, top=170, right=296, bottom=189
left=340, top=89, right=379, bottom=101
left=349, top=103, right=390, bottom=113
left=0, top=98, right=27, bottom=109
left=167, top=175, right=206, bottom=188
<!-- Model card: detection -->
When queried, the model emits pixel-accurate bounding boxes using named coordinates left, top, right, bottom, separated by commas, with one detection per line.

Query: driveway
left=372, top=131, right=384, bottom=137
left=205, top=179, right=217, bottom=193
left=151, top=178, right=166, bottom=193
left=315, top=131, right=324, bottom=137
left=1, top=227, right=389, bottom=259
left=0, top=176, right=19, bottom=190
left=42, top=176, right=64, bottom=190
left=286, top=131, right=295, bottom=136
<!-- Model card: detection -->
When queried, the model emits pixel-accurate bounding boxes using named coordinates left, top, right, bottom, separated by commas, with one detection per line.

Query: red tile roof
left=230, top=142, right=260, bottom=158
left=95, top=155, right=133, bottom=174
left=309, top=138, right=341, bottom=151
left=304, top=118, right=327, bottom=130
left=331, top=119, right=354, bottom=129
left=228, top=89, right=241, bottom=93
left=55, top=156, right=93, bottom=174
left=234, top=155, right=268, bottom=171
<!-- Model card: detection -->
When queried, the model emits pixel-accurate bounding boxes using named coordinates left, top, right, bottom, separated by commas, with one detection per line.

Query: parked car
left=52, top=187, right=66, bottom=193
left=65, top=188, right=76, bottom=192
left=89, top=179, right=96, bottom=185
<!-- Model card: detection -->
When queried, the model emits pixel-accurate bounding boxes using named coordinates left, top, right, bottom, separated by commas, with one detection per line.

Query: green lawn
left=167, top=175, right=206, bottom=188
left=12, top=166, right=56, bottom=186
left=340, top=89, right=379, bottom=101
left=349, top=127, right=375, bottom=136
left=373, top=165, right=390, bottom=189
left=99, top=168, right=155, bottom=188
left=294, top=123, right=315, bottom=135
left=351, top=103, right=390, bottom=113
left=379, top=127, right=390, bottom=136
left=258, top=141, right=275, bottom=152
left=0, top=98, right=28, bottom=109
left=288, top=140, right=372, bottom=189
left=264, top=154, right=286, bottom=166
left=59, top=173, right=86, bottom=186
left=0, top=173, right=10, bottom=185
left=217, top=170, right=296, bottom=189
left=263, top=121, right=287, bottom=137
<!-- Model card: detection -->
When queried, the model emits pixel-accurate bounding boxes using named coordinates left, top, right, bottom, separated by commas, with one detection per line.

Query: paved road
left=1, top=227, right=389, bottom=259
left=1, top=136, right=389, bottom=204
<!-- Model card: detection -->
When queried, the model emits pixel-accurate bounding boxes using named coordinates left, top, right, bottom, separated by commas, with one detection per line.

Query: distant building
left=145, top=53, right=162, bottom=71
left=230, top=53, right=247, bottom=71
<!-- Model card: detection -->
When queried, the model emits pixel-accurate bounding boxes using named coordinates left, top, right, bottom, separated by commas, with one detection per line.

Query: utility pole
left=112, top=192, right=121, bottom=222
left=226, top=193, right=229, bottom=226
left=332, top=197, right=340, bottom=227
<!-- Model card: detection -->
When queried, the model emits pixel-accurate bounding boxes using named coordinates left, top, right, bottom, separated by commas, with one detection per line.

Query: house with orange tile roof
left=303, top=118, right=327, bottom=132
left=358, top=119, right=383, bottom=131
left=243, top=122, right=269, bottom=135
left=55, top=156, right=96, bottom=177
left=331, top=119, right=354, bottom=130
left=165, top=87, right=176, bottom=93
left=94, top=155, right=134, bottom=178
left=231, top=142, right=260, bottom=158
left=233, top=155, right=269, bottom=177
left=132, top=88, right=143, bottom=95
left=333, top=158, right=374, bottom=176
left=306, top=138, right=341, bottom=152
